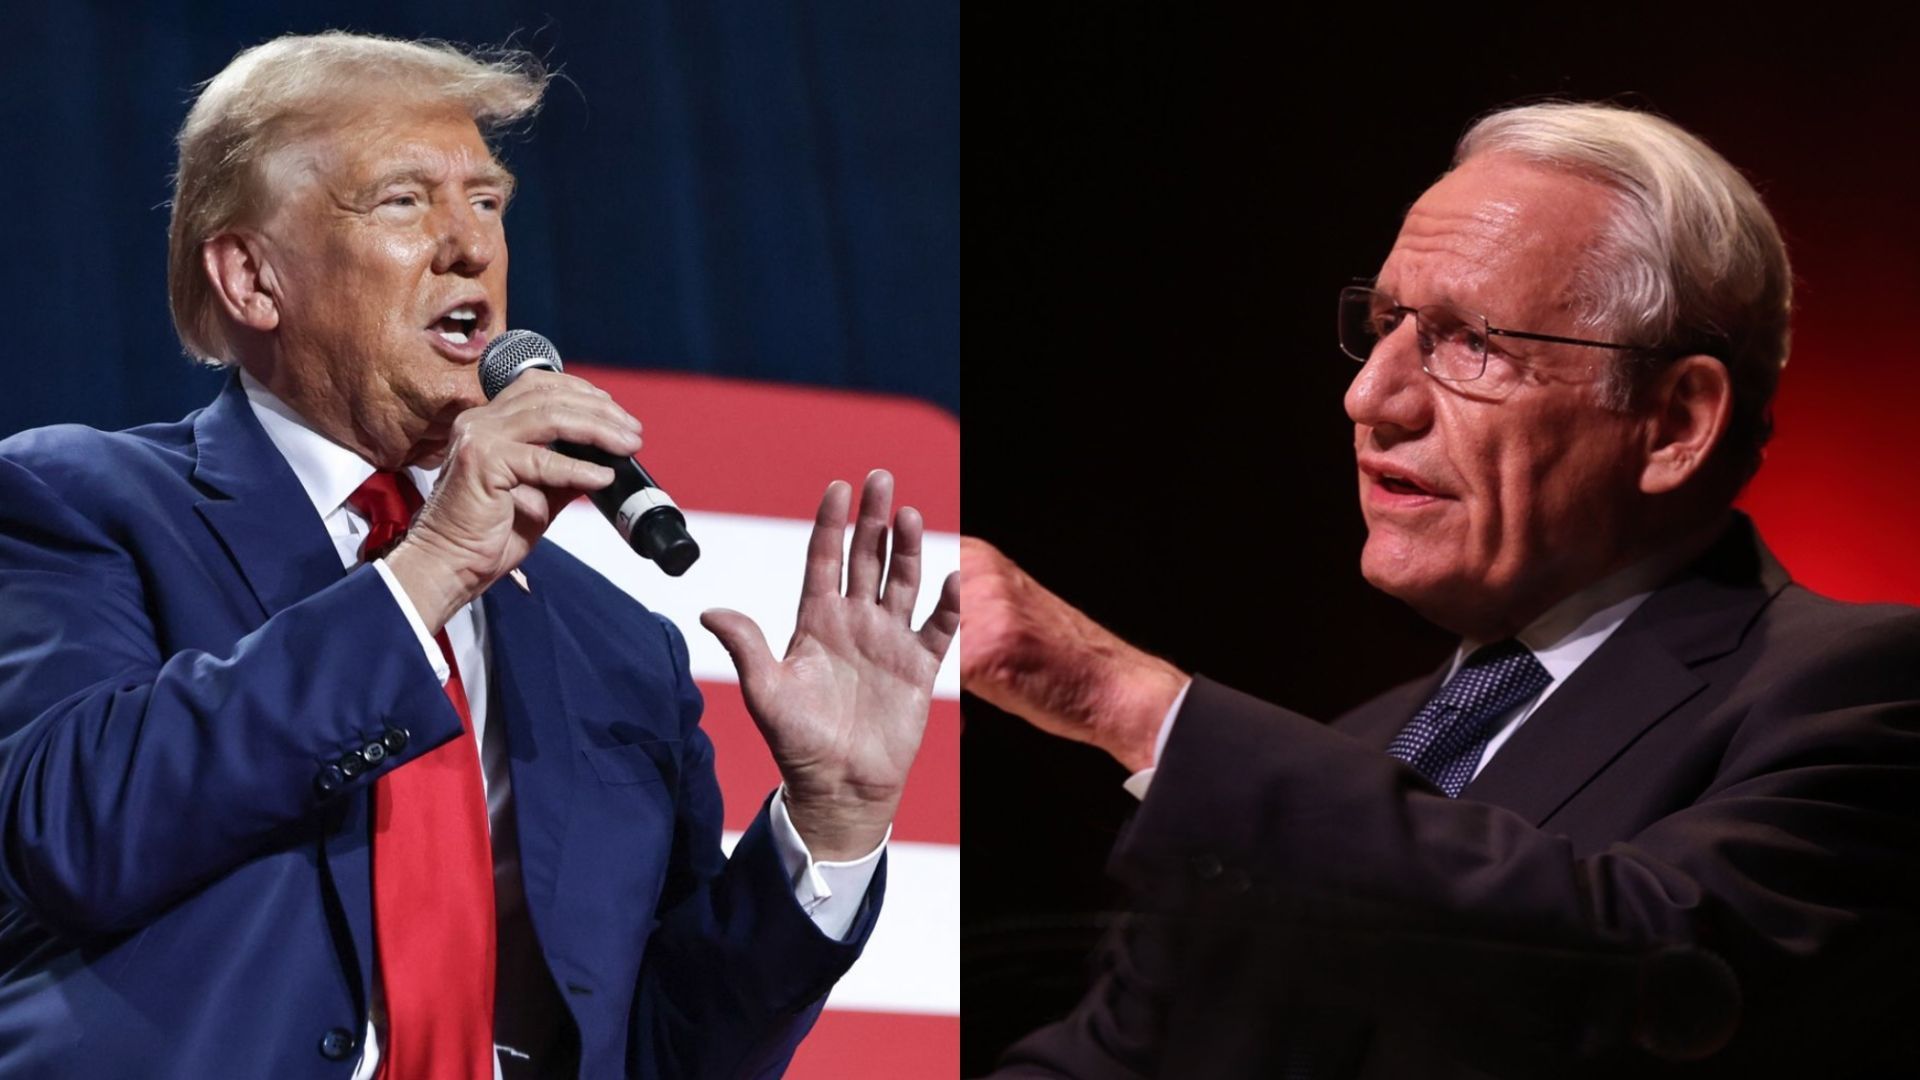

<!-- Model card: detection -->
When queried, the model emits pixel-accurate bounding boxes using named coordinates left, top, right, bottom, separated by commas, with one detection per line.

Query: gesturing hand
left=959, top=537, right=1186, bottom=773
left=701, top=471, right=960, bottom=861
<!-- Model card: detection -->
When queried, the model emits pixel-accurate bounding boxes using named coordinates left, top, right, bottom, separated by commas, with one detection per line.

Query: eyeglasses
left=1337, top=285, right=1647, bottom=383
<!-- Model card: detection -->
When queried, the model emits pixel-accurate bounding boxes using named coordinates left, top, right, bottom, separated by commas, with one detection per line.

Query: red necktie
left=347, top=471, right=495, bottom=1080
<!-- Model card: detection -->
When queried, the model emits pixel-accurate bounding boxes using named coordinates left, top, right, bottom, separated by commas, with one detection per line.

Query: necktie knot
left=346, top=470, right=423, bottom=563
left=1386, top=639, right=1551, bottom=797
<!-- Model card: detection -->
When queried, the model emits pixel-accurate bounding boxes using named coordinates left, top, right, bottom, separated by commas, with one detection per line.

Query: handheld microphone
left=479, top=329, right=700, bottom=576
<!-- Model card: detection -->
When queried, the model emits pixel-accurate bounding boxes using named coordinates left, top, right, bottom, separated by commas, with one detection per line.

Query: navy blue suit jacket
left=0, top=375, right=879, bottom=1078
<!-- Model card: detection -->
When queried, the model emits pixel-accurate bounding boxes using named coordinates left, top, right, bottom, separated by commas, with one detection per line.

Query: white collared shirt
left=1124, top=554, right=1685, bottom=799
left=240, top=372, right=880, bottom=1078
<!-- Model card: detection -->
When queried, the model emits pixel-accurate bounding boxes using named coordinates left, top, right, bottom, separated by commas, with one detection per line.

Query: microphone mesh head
left=479, top=329, right=564, bottom=400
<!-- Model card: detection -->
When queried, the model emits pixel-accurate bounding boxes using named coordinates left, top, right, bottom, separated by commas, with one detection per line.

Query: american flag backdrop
left=544, top=365, right=960, bottom=1077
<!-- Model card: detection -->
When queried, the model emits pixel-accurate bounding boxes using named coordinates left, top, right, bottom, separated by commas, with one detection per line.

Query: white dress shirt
left=239, top=373, right=881, bottom=1078
left=1124, top=554, right=1689, bottom=800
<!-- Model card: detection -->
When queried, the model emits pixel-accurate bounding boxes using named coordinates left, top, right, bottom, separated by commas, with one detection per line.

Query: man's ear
left=1640, top=354, right=1733, bottom=495
left=201, top=231, right=281, bottom=333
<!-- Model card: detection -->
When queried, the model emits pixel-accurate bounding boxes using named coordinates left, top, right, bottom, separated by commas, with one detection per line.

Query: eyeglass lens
left=1338, top=287, right=1488, bottom=381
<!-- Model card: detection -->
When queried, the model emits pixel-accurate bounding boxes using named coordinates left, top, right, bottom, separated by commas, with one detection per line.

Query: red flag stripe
left=570, top=364, right=959, bottom=533
left=782, top=1010, right=960, bottom=1079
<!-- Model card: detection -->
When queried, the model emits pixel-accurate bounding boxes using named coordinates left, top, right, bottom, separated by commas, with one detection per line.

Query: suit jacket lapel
left=482, top=549, right=577, bottom=936
left=1459, top=630, right=1702, bottom=822
left=190, top=373, right=345, bottom=620
left=1335, top=667, right=1446, bottom=750
left=1461, top=516, right=1789, bottom=824
left=188, top=373, right=380, bottom=1012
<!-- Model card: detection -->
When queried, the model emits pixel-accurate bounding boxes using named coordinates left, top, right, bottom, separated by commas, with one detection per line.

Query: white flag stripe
left=720, top=833, right=960, bottom=1016
left=547, top=505, right=960, bottom=699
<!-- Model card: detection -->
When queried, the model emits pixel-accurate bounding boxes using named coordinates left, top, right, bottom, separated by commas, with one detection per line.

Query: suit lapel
left=482, top=549, right=577, bottom=933
left=1460, top=630, right=1702, bottom=822
left=1461, top=516, right=1789, bottom=824
left=190, top=374, right=345, bottom=620
left=1335, top=666, right=1446, bottom=750
left=188, top=374, right=379, bottom=1011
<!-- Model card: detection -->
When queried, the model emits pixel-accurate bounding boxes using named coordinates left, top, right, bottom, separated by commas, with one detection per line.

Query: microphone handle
left=553, top=440, right=701, bottom=576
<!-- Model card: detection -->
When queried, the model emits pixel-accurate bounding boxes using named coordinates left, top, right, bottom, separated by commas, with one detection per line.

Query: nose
left=1344, top=317, right=1434, bottom=441
left=431, top=199, right=498, bottom=277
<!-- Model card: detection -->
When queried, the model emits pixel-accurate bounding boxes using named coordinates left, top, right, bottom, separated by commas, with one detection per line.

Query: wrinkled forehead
left=1377, top=154, right=1617, bottom=322
left=252, top=97, right=510, bottom=212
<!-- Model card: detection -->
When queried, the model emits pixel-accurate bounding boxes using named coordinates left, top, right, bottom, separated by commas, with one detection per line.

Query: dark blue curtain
left=0, top=0, right=957, bottom=437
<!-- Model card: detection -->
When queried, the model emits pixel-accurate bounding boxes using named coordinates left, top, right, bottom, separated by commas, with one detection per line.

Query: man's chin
left=1362, top=561, right=1439, bottom=608
left=1359, top=542, right=1475, bottom=630
left=407, top=380, right=484, bottom=464
left=1359, top=527, right=1440, bottom=589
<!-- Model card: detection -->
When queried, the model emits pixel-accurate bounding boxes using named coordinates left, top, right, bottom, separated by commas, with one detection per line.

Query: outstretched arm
left=962, top=540, right=1920, bottom=1074
left=961, top=535, right=1186, bottom=773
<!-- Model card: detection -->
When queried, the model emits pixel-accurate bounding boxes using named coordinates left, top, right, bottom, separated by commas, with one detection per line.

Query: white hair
left=168, top=32, right=549, bottom=364
left=1457, top=102, right=1792, bottom=488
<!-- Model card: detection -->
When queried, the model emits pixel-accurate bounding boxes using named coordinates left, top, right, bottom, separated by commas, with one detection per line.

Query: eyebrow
left=355, top=163, right=517, bottom=204
left=1371, top=281, right=1478, bottom=318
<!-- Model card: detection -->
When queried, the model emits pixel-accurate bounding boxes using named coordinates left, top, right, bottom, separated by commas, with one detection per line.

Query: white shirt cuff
left=372, top=559, right=450, bottom=684
left=769, top=785, right=886, bottom=941
left=1122, top=677, right=1192, bottom=800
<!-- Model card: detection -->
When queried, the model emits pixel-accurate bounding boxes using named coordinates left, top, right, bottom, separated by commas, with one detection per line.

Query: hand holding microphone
left=385, top=329, right=697, bottom=634
left=479, top=330, right=700, bottom=576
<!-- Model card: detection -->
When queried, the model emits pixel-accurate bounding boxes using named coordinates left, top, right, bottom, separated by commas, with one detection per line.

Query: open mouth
left=1379, top=474, right=1431, bottom=496
left=428, top=301, right=489, bottom=346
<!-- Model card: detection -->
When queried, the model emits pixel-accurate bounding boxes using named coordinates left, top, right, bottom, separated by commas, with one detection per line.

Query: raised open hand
left=700, top=470, right=960, bottom=860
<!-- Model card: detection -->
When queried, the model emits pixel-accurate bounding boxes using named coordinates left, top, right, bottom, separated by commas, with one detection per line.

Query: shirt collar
left=1452, top=548, right=1690, bottom=685
left=239, top=369, right=441, bottom=520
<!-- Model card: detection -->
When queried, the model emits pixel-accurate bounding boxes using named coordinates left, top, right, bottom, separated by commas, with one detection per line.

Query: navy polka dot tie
left=1385, top=640, right=1551, bottom=797
left=1273, top=643, right=1549, bottom=1079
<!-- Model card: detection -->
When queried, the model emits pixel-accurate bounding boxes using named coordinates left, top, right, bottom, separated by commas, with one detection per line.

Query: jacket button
left=318, top=1026, right=357, bottom=1060
left=363, top=740, right=388, bottom=765
left=1189, top=853, right=1224, bottom=880
left=338, top=751, right=367, bottom=778
left=314, top=765, right=346, bottom=796
left=382, top=728, right=410, bottom=754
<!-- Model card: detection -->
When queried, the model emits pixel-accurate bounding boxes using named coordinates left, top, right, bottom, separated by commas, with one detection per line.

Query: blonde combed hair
left=1457, top=102, right=1792, bottom=488
left=168, top=32, right=549, bottom=364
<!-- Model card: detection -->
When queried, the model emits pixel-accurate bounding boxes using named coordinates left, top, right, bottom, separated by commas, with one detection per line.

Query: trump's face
left=1344, top=154, right=1653, bottom=639
left=247, top=101, right=512, bottom=466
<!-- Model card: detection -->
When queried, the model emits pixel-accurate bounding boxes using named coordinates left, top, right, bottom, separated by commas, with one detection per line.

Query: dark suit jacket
left=0, top=375, right=879, bottom=1078
left=998, top=519, right=1920, bottom=1078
